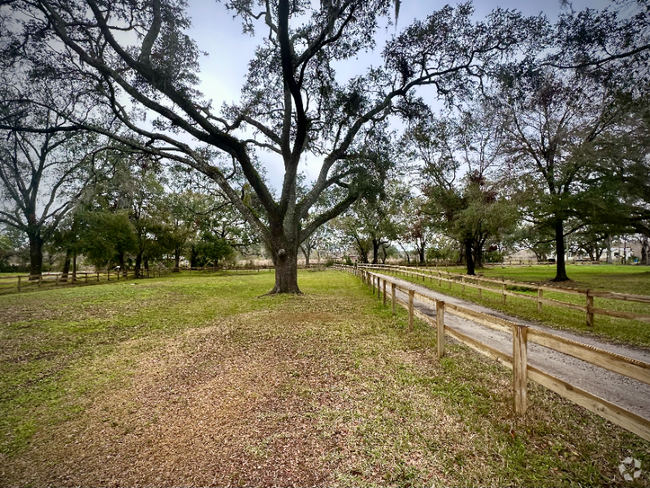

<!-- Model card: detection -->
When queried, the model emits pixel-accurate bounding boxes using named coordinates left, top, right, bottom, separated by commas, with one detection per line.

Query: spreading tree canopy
left=1, top=0, right=540, bottom=292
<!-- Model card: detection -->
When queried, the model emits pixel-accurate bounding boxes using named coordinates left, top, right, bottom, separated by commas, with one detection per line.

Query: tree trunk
left=61, top=249, right=72, bottom=282
left=473, top=247, right=481, bottom=269
left=72, top=253, right=77, bottom=281
left=418, top=245, right=425, bottom=264
left=356, top=239, right=369, bottom=263
left=118, top=252, right=126, bottom=277
left=553, top=219, right=569, bottom=281
left=28, top=233, right=43, bottom=280
left=372, top=238, right=380, bottom=265
left=173, top=248, right=181, bottom=272
left=135, top=252, right=143, bottom=278
left=465, top=239, right=475, bottom=276
left=606, top=235, right=613, bottom=264
left=190, top=246, right=198, bottom=268
left=269, top=237, right=301, bottom=294
left=301, top=245, right=310, bottom=266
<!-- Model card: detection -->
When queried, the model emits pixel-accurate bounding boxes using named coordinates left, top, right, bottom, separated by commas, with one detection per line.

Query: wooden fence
left=358, top=264, right=650, bottom=327
left=487, top=259, right=603, bottom=267
left=180, top=265, right=275, bottom=273
left=0, top=267, right=172, bottom=294
left=338, top=265, right=650, bottom=441
left=395, top=259, right=633, bottom=268
left=180, top=264, right=323, bottom=272
left=0, top=264, right=328, bottom=295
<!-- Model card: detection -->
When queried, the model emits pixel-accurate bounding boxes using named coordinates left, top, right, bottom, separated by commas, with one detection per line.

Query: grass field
left=481, top=264, right=650, bottom=296
left=380, top=264, right=650, bottom=347
left=1, top=270, right=648, bottom=486
left=410, top=264, right=650, bottom=294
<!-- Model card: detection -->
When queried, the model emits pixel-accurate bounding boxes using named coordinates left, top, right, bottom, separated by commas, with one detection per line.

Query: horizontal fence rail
left=358, top=264, right=650, bottom=327
left=385, top=259, right=631, bottom=268
left=0, top=264, right=328, bottom=295
left=0, top=268, right=172, bottom=294
left=337, top=265, right=650, bottom=441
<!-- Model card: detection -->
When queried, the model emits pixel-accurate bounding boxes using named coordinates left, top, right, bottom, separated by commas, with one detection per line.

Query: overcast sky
left=184, top=0, right=611, bottom=190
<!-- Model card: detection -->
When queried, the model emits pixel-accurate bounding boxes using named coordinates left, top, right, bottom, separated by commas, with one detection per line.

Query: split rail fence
left=0, top=264, right=327, bottom=295
left=358, top=264, right=650, bottom=328
left=400, top=259, right=633, bottom=268
left=338, top=265, right=650, bottom=441
left=0, top=267, right=172, bottom=295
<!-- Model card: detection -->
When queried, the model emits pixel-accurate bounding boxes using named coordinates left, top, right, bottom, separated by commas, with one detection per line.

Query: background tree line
left=0, top=0, right=648, bottom=288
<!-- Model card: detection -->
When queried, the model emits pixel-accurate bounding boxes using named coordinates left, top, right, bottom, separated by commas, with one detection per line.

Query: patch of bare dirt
left=2, top=314, right=350, bottom=487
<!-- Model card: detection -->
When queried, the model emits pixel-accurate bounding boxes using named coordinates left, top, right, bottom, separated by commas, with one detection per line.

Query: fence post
left=586, top=290, right=594, bottom=327
left=85, top=272, right=88, bottom=283
left=97, top=271, right=99, bottom=282
left=462, top=276, right=465, bottom=293
left=372, top=275, right=376, bottom=295
left=438, top=272, right=442, bottom=286
left=408, top=289, right=414, bottom=331
left=478, top=284, right=482, bottom=299
left=537, top=288, right=543, bottom=313
left=513, top=324, right=528, bottom=415
left=383, top=280, right=387, bottom=307
left=39, top=275, right=42, bottom=287
left=377, top=277, right=381, bottom=299
left=391, top=283, right=396, bottom=315
left=17, top=276, right=21, bottom=292
left=436, top=300, right=445, bottom=358
left=502, top=281, right=506, bottom=304
left=108, top=269, right=110, bottom=281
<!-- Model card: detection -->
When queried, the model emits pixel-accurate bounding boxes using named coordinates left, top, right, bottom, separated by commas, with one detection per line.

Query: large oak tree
left=0, top=104, right=102, bottom=277
left=2, top=0, right=537, bottom=292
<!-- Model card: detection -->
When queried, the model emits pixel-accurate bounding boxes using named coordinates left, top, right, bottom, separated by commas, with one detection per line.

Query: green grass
left=383, top=265, right=650, bottom=347
left=480, top=264, right=650, bottom=296
left=0, top=270, right=648, bottom=486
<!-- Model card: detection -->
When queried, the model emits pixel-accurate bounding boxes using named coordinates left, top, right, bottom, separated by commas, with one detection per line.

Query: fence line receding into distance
left=338, top=265, right=650, bottom=441
left=358, top=264, right=650, bottom=328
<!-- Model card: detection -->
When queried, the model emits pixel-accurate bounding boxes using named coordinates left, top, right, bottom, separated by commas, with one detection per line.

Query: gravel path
left=371, top=271, right=650, bottom=421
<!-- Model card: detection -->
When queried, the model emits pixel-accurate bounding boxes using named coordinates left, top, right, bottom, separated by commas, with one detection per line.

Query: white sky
left=185, top=0, right=611, bottom=191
